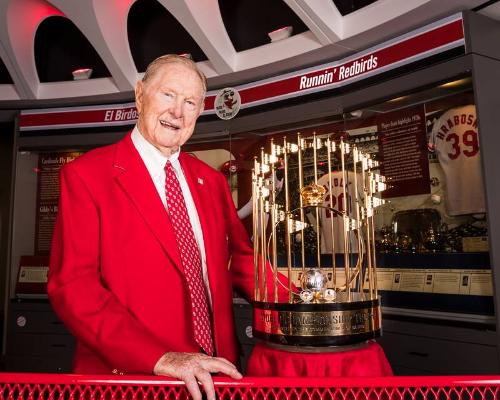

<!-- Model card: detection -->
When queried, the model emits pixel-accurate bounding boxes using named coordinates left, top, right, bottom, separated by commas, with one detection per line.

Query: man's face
left=135, top=62, right=205, bottom=156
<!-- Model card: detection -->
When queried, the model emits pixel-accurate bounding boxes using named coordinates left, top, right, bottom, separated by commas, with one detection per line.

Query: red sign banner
left=19, top=14, right=464, bottom=131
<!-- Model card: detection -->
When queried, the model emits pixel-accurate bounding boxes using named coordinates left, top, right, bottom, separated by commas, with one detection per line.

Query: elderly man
left=48, top=55, right=280, bottom=400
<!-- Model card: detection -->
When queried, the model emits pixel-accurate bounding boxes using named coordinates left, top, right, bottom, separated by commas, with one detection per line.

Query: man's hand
left=153, top=352, right=242, bottom=400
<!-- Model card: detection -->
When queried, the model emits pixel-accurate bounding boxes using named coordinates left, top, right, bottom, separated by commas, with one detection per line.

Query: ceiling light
left=72, top=68, right=93, bottom=80
left=268, top=26, right=293, bottom=42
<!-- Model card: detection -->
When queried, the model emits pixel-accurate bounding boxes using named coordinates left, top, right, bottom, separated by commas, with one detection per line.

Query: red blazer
left=48, top=133, right=260, bottom=374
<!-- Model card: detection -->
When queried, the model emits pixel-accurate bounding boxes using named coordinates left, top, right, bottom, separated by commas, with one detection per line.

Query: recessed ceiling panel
left=34, top=16, right=111, bottom=83
left=219, top=0, right=309, bottom=52
left=0, top=58, right=13, bottom=84
left=333, top=0, right=378, bottom=16
left=128, top=0, right=208, bottom=72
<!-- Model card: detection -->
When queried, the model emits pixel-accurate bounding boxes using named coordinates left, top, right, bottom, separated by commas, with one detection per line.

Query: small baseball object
left=301, top=268, right=327, bottom=292
left=299, top=290, right=314, bottom=303
left=16, top=316, right=27, bottom=327
left=245, top=326, right=253, bottom=338
left=323, top=288, right=336, bottom=302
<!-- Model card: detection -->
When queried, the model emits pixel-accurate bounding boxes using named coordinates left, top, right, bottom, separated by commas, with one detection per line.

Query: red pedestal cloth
left=246, top=340, right=393, bottom=377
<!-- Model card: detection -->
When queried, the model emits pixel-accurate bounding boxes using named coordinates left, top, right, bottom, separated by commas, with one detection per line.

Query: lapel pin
left=198, top=178, right=204, bottom=185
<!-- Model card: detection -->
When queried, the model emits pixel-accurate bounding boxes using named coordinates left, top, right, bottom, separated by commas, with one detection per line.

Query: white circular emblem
left=431, top=194, right=441, bottom=204
left=245, top=325, right=253, bottom=338
left=299, top=290, right=313, bottom=303
left=214, top=87, right=241, bottom=120
left=323, top=288, right=336, bottom=302
left=16, top=315, right=27, bottom=327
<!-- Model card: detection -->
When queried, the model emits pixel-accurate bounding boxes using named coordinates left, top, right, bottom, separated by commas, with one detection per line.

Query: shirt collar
left=131, top=126, right=181, bottom=178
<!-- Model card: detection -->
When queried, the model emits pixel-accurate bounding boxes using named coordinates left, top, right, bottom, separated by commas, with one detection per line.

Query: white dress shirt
left=131, top=127, right=212, bottom=306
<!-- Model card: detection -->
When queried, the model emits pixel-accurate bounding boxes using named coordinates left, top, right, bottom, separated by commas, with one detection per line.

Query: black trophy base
left=252, top=296, right=381, bottom=348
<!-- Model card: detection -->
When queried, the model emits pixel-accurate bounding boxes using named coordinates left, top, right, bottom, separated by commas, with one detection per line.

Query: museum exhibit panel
left=229, top=82, right=496, bottom=375
left=3, top=11, right=500, bottom=376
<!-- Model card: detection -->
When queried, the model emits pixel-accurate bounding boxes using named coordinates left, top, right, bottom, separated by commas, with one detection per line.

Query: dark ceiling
left=128, top=0, right=208, bottom=71
left=218, top=0, right=308, bottom=52
left=333, top=0, right=378, bottom=16
left=0, top=57, right=12, bottom=84
left=35, top=16, right=111, bottom=82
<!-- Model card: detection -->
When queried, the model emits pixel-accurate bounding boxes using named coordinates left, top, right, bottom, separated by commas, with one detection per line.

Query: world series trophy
left=252, top=133, right=387, bottom=349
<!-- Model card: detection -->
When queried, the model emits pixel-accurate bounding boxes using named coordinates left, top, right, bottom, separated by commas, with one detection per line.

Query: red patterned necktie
left=164, top=161, right=214, bottom=356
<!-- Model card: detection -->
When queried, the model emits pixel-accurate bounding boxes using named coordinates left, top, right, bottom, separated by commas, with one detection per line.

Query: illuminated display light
left=268, top=26, right=293, bottom=42
left=72, top=68, right=93, bottom=80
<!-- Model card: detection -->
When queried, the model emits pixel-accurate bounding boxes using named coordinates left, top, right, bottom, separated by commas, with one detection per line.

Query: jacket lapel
left=112, top=134, right=182, bottom=272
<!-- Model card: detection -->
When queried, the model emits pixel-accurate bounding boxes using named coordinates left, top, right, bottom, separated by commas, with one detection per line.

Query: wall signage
left=19, top=14, right=464, bottom=131
left=214, top=87, right=241, bottom=120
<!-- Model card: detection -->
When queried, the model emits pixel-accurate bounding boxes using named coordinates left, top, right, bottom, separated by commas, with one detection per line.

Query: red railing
left=0, top=374, right=499, bottom=399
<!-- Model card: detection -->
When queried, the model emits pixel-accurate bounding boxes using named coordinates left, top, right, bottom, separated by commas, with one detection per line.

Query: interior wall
left=0, top=119, right=15, bottom=339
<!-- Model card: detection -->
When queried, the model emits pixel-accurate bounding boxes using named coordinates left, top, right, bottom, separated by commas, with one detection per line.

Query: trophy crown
left=300, top=183, right=326, bottom=206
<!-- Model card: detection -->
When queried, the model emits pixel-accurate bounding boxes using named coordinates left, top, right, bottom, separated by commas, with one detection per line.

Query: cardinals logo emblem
left=215, top=87, right=241, bottom=120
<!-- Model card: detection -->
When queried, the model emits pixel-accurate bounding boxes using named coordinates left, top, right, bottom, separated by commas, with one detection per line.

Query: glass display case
left=228, top=76, right=493, bottom=323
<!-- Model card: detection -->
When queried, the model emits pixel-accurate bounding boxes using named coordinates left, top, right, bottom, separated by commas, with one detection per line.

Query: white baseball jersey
left=429, top=105, right=485, bottom=215
left=317, top=171, right=362, bottom=254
